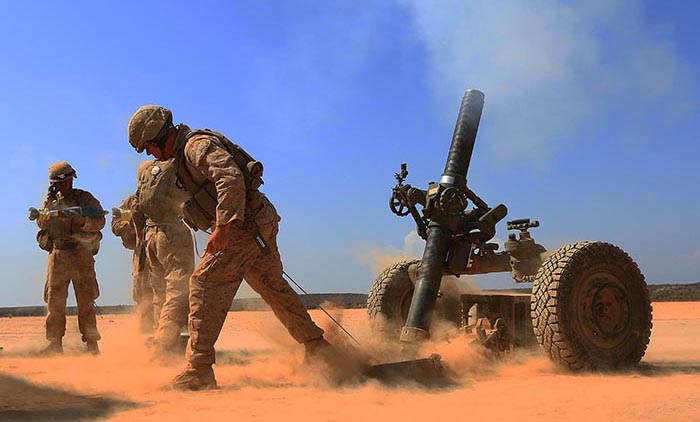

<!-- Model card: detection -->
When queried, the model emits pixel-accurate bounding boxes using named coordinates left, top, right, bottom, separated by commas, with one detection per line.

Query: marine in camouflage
left=174, top=128, right=324, bottom=376
left=132, top=158, right=193, bottom=355
left=37, top=162, right=105, bottom=354
left=127, top=106, right=327, bottom=389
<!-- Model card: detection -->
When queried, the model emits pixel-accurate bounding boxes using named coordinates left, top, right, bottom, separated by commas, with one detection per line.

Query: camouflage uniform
left=132, top=158, right=194, bottom=353
left=110, top=194, right=155, bottom=334
left=173, top=128, right=324, bottom=370
left=127, top=106, right=328, bottom=389
left=37, top=180, right=105, bottom=347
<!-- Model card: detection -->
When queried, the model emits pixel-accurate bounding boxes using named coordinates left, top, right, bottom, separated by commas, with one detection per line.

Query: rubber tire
left=367, top=260, right=418, bottom=335
left=531, top=241, right=652, bottom=370
left=367, top=259, right=462, bottom=338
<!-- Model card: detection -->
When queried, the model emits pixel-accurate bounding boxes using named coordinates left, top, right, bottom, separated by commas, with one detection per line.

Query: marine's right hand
left=37, top=214, right=51, bottom=229
left=205, top=221, right=234, bottom=254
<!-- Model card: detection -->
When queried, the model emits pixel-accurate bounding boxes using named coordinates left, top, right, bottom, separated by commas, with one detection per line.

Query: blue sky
left=0, top=1, right=698, bottom=307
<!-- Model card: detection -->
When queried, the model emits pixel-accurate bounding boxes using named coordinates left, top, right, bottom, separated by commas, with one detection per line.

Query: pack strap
left=187, top=129, right=257, bottom=191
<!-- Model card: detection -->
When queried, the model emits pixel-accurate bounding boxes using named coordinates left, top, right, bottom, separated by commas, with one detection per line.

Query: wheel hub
left=578, top=274, right=631, bottom=349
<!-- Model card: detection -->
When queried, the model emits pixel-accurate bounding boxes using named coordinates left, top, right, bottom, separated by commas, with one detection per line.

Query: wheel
left=531, top=241, right=652, bottom=370
left=367, top=259, right=463, bottom=338
left=367, top=260, right=418, bottom=335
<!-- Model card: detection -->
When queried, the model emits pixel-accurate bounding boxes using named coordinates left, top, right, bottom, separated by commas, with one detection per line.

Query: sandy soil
left=1, top=302, right=699, bottom=422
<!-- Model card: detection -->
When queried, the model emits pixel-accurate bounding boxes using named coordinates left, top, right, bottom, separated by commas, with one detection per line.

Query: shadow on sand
left=216, top=348, right=273, bottom=366
left=637, top=361, right=700, bottom=376
left=0, top=373, right=137, bottom=422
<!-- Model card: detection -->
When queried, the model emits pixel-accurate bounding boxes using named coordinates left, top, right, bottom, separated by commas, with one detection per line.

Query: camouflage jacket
left=37, top=188, right=105, bottom=251
left=133, top=158, right=188, bottom=225
left=173, top=125, right=277, bottom=232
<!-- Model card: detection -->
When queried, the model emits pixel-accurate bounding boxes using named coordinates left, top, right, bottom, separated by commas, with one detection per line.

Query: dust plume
left=1, top=304, right=699, bottom=421
left=357, top=230, right=424, bottom=275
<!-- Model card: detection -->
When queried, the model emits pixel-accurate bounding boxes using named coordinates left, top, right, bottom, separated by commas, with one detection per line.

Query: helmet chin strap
left=151, top=122, right=174, bottom=150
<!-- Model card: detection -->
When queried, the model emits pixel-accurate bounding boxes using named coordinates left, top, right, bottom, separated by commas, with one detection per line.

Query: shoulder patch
left=137, top=160, right=154, bottom=182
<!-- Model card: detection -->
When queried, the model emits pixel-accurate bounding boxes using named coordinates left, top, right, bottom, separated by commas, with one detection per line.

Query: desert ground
left=1, top=303, right=699, bottom=422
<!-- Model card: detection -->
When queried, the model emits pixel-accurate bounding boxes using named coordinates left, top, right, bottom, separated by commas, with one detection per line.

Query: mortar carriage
left=367, top=89, right=652, bottom=370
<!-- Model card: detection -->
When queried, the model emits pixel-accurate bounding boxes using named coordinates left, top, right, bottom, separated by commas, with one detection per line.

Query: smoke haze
left=357, top=230, right=425, bottom=276
left=402, top=0, right=695, bottom=164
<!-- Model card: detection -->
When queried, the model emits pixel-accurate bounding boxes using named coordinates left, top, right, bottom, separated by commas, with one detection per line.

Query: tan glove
left=36, top=214, right=51, bottom=230
left=71, top=214, right=86, bottom=232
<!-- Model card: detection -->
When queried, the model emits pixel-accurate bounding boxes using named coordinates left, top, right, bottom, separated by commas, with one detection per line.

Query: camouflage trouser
left=186, top=218, right=324, bottom=368
left=44, top=247, right=101, bottom=342
left=144, top=223, right=194, bottom=350
left=132, top=250, right=155, bottom=334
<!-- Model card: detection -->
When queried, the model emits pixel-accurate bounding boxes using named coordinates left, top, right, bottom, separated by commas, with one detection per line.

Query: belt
left=145, top=218, right=184, bottom=228
left=53, top=241, right=78, bottom=250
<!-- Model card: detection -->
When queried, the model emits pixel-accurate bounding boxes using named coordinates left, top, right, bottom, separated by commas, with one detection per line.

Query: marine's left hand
left=71, top=214, right=86, bottom=231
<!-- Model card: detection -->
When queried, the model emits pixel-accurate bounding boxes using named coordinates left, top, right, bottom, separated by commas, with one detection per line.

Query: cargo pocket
left=193, top=250, right=227, bottom=283
left=91, top=281, right=101, bottom=301
left=43, top=276, right=49, bottom=303
left=189, top=318, right=201, bottom=349
left=254, top=196, right=280, bottom=239
left=36, top=230, right=53, bottom=252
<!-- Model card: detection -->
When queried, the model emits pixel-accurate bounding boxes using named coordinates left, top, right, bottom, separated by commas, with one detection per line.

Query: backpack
left=176, top=129, right=264, bottom=231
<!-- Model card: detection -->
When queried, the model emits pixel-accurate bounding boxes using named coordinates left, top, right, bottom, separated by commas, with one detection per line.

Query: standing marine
left=111, top=193, right=155, bottom=335
left=127, top=105, right=331, bottom=390
left=130, top=158, right=194, bottom=356
left=35, top=161, right=105, bottom=355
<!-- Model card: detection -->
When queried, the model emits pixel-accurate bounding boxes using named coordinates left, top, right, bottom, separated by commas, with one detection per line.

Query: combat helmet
left=48, top=161, right=77, bottom=182
left=128, top=105, right=173, bottom=152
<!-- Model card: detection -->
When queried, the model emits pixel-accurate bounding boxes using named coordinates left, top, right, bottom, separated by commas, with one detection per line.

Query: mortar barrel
left=400, top=89, right=485, bottom=343
left=440, top=89, right=485, bottom=189
left=401, top=225, right=452, bottom=342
